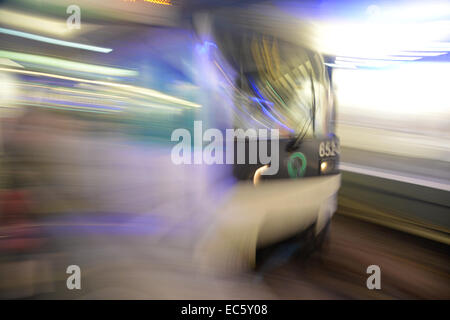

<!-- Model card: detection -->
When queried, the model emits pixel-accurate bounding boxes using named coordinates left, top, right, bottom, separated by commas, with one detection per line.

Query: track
left=262, top=214, right=450, bottom=299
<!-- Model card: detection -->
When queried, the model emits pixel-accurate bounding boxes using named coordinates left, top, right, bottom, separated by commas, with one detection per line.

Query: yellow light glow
left=320, top=162, right=328, bottom=172
left=123, top=0, right=172, bottom=5
left=253, top=165, right=269, bottom=185
left=144, top=0, right=172, bottom=5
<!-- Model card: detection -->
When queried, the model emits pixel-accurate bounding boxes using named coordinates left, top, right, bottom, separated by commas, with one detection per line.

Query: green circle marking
left=288, top=152, right=307, bottom=178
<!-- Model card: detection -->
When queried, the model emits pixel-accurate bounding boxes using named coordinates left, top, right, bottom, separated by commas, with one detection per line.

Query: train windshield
left=212, top=32, right=333, bottom=139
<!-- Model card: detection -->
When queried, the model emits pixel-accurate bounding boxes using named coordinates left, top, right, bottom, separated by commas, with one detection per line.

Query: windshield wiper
left=289, top=68, right=316, bottom=150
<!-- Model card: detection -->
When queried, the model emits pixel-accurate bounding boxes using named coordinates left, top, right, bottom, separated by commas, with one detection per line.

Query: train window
left=213, top=33, right=332, bottom=139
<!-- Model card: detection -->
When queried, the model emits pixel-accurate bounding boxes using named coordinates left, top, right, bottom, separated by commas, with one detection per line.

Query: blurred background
left=0, top=0, right=448, bottom=299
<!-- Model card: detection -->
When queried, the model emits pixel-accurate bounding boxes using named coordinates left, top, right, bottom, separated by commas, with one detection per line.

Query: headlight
left=319, top=159, right=335, bottom=175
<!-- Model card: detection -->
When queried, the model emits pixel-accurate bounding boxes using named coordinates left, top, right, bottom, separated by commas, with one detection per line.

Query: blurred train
left=191, top=7, right=341, bottom=270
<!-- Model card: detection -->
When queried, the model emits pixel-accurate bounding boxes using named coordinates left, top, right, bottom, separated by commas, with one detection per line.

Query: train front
left=193, top=5, right=341, bottom=271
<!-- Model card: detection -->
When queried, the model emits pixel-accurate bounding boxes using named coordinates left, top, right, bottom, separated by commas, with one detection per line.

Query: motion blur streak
left=0, top=28, right=113, bottom=53
left=0, top=0, right=448, bottom=300
left=0, top=50, right=135, bottom=76
left=0, top=68, right=201, bottom=109
left=339, top=163, right=450, bottom=193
